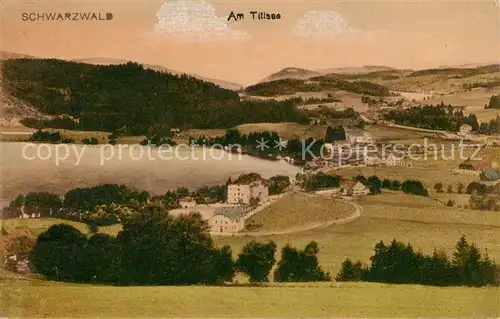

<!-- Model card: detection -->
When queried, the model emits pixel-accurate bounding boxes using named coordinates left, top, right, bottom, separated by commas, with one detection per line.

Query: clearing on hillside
left=1, top=218, right=122, bottom=237
left=245, top=192, right=354, bottom=232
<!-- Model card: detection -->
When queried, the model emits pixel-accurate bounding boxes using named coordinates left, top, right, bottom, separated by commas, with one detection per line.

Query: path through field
left=219, top=193, right=363, bottom=237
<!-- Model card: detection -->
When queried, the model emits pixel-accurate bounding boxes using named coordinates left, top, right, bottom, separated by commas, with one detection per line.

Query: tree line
left=3, top=59, right=307, bottom=134
left=336, top=235, right=499, bottom=286
left=384, top=103, right=479, bottom=132
left=478, top=116, right=500, bottom=135
left=2, top=184, right=206, bottom=225
left=28, top=209, right=499, bottom=287
left=192, top=129, right=325, bottom=162
left=29, top=207, right=329, bottom=285
left=2, top=175, right=293, bottom=225
left=296, top=173, right=429, bottom=196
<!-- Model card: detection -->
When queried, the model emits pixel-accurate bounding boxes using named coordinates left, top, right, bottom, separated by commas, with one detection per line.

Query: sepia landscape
left=1, top=0, right=500, bottom=317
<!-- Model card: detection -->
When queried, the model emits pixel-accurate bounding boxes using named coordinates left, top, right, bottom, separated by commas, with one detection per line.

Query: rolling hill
left=259, top=67, right=324, bottom=83
left=259, top=65, right=396, bottom=84
left=245, top=77, right=392, bottom=97
left=1, top=58, right=307, bottom=134
left=72, top=57, right=243, bottom=91
left=255, top=64, right=500, bottom=93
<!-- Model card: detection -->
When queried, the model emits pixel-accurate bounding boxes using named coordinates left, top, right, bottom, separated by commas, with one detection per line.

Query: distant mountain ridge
left=0, top=52, right=243, bottom=91
left=255, top=63, right=500, bottom=94
left=258, top=64, right=500, bottom=85
left=259, top=65, right=397, bottom=84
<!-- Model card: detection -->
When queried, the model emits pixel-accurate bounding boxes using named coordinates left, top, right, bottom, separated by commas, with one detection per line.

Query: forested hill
left=1, top=59, right=307, bottom=134
left=245, top=77, right=392, bottom=97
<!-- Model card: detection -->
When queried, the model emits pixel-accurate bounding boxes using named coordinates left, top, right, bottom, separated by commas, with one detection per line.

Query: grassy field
left=217, top=192, right=500, bottom=277
left=1, top=218, right=122, bottom=236
left=235, top=122, right=327, bottom=140
left=233, top=122, right=442, bottom=143
left=364, top=124, right=433, bottom=143
left=1, top=279, right=499, bottom=318
left=2, top=192, right=500, bottom=317
left=431, top=191, right=472, bottom=207
left=245, top=192, right=354, bottom=232
left=331, top=165, right=478, bottom=189
left=4, top=192, right=500, bottom=278
left=329, top=146, right=499, bottom=188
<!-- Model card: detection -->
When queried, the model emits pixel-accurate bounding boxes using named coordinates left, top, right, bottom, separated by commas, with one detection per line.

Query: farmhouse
left=459, top=124, right=473, bottom=135
left=208, top=206, right=249, bottom=233
left=457, top=160, right=483, bottom=176
left=364, top=156, right=380, bottom=166
left=457, top=153, right=499, bottom=177
left=340, top=180, right=369, bottom=196
left=179, top=196, right=196, bottom=208
left=227, top=173, right=269, bottom=205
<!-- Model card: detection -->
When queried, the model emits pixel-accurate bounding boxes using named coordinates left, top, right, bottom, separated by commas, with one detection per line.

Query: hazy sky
left=2, top=0, right=499, bottom=85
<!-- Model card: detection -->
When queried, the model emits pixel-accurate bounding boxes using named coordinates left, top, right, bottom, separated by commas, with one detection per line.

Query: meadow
left=3, top=191, right=500, bottom=277
left=2, top=188, right=500, bottom=317
left=245, top=192, right=354, bottom=232
left=1, top=218, right=122, bottom=236
left=217, top=192, right=500, bottom=277
left=1, top=278, right=499, bottom=318
left=329, top=146, right=500, bottom=188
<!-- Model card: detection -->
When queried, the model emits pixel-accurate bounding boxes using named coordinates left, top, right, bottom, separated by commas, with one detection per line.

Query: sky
left=2, top=0, right=500, bottom=85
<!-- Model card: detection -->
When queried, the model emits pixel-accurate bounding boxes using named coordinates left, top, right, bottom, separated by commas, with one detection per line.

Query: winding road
left=216, top=193, right=363, bottom=237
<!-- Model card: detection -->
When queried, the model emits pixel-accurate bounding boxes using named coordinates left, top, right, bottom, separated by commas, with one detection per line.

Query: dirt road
left=216, top=193, right=363, bottom=237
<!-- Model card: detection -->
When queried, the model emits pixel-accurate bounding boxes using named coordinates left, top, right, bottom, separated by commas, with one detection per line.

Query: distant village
left=168, top=171, right=372, bottom=235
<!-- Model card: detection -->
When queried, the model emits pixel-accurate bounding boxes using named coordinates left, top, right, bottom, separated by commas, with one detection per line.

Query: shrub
left=236, top=241, right=277, bottom=283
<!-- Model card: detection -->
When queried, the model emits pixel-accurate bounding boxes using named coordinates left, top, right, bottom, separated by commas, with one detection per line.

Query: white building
left=457, top=124, right=473, bottom=141
left=346, top=130, right=373, bottom=145
left=208, top=206, right=249, bottom=233
left=227, top=173, right=269, bottom=205
left=383, top=153, right=412, bottom=167
left=364, top=156, right=380, bottom=166
left=385, top=154, right=403, bottom=167
left=340, top=180, right=370, bottom=196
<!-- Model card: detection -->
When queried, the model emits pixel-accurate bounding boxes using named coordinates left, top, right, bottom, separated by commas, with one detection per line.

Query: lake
left=0, top=142, right=302, bottom=206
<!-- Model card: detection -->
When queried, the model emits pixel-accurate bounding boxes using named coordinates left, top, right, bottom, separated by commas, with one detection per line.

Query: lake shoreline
left=0, top=141, right=302, bottom=204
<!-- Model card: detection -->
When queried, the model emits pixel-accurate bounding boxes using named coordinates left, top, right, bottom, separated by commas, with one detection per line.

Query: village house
left=345, top=129, right=373, bottom=145
left=384, top=153, right=403, bottom=167
left=456, top=160, right=482, bottom=176
left=6, top=253, right=30, bottom=274
left=381, top=152, right=412, bottom=167
left=364, top=156, right=380, bottom=166
left=208, top=206, right=249, bottom=233
left=456, top=155, right=499, bottom=177
left=227, top=173, right=269, bottom=205
left=457, top=124, right=473, bottom=141
left=179, top=196, right=197, bottom=209
left=340, top=180, right=370, bottom=196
